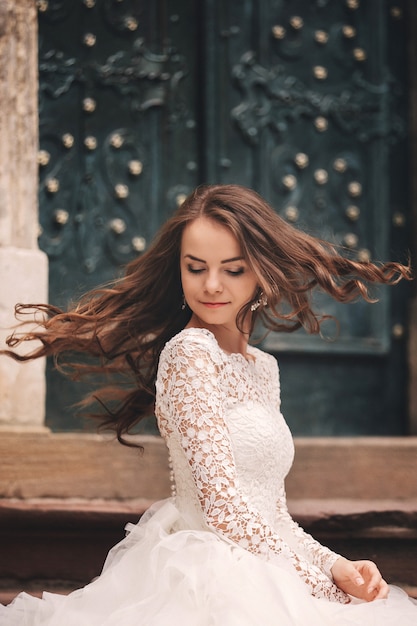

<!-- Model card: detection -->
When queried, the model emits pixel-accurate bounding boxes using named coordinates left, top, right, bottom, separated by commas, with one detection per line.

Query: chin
left=194, top=311, right=230, bottom=326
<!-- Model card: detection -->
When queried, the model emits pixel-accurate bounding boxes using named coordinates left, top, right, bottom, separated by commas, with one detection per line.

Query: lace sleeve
left=266, top=356, right=341, bottom=580
left=275, top=487, right=340, bottom=579
left=157, top=335, right=348, bottom=604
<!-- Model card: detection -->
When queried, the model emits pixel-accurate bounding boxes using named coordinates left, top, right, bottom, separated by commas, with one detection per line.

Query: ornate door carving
left=38, top=0, right=410, bottom=434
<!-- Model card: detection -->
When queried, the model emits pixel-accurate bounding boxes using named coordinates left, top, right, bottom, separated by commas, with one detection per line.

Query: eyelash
left=187, top=266, right=245, bottom=276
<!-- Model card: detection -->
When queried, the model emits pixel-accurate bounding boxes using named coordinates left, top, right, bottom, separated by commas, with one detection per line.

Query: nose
left=204, top=270, right=223, bottom=294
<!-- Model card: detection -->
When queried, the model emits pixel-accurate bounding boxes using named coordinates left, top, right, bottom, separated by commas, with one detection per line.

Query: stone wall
left=0, top=0, right=48, bottom=429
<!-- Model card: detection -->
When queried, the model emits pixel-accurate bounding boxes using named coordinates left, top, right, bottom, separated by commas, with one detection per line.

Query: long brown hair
left=2, top=184, right=412, bottom=444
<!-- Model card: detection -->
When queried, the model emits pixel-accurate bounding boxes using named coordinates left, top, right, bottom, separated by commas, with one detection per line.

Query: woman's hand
left=331, top=557, right=389, bottom=601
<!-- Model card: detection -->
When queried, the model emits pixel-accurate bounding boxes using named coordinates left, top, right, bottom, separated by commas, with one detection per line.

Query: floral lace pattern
left=274, top=486, right=340, bottom=579
left=155, top=328, right=348, bottom=604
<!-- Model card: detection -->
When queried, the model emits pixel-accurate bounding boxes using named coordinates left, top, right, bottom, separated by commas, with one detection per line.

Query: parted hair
left=3, top=184, right=411, bottom=444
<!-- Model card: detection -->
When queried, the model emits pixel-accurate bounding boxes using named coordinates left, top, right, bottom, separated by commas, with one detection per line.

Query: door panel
left=38, top=0, right=410, bottom=434
left=201, top=0, right=409, bottom=434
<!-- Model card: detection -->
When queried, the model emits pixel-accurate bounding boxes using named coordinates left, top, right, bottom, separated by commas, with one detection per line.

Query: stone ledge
left=1, top=432, right=417, bottom=500
left=0, top=497, right=152, bottom=529
left=289, top=498, right=417, bottom=536
left=1, top=496, right=416, bottom=533
left=0, top=432, right=171, bottom=501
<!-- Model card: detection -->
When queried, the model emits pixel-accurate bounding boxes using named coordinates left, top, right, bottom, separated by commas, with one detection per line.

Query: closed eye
left=187, top=265, right=205, bottom=274
left=226, top=268, right=245, bottom=276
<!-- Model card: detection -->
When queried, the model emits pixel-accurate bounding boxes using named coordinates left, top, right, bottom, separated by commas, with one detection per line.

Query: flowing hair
left=2, top=184, right=412, bottom=445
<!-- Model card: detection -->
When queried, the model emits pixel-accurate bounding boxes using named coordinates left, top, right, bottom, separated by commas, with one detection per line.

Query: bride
left=1, top=184, right=416, bottom=625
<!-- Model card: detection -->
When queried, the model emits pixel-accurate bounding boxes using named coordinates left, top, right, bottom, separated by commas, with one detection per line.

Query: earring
left=250, top=292, right=267, bottom=312
left=181, top=296, right=187, bottom=310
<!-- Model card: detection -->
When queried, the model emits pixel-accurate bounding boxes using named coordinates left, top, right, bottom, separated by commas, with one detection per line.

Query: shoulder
left=164, top=327, right=223, bottom=356
left=156, top=329, right=226, bottom=401
left=249, top=344, right=278, bottom=370
left=159, top=328, right=226, bottom=369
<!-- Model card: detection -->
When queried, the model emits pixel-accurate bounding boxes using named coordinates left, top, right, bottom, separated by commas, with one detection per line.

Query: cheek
left=242, top=276, right=258, bottom=297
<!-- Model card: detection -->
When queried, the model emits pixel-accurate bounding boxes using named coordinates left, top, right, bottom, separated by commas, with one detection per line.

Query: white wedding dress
left=1, top=327, right=416, bottom=625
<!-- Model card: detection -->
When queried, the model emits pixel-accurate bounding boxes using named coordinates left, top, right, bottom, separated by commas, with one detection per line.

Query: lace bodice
left=155, top=328, right=347, bottom=603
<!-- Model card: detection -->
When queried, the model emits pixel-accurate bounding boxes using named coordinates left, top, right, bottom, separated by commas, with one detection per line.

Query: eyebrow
left=184, top=254, right=244, bottom=264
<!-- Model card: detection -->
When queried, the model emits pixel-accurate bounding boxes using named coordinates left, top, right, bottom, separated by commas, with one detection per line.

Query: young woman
left=1, top=184, right=416, bottom=625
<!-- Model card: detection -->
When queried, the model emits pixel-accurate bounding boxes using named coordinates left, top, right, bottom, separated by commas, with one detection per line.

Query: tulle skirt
left=1, top=498, right=416, bottom=626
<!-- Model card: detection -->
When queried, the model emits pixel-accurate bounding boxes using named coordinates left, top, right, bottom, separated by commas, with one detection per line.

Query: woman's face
left=180, top=217, right=258, bottom=333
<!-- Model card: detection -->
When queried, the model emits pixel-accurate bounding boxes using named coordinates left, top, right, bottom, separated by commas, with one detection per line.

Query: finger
left=363, top=566, right=384, bottom=595
left=355, top=561, right=382, bottom=592
left=367, top=574, right=382, bottom=594
left=373, top=579, right=389, bottom=600
left=366, top=578, right=388, bottom=601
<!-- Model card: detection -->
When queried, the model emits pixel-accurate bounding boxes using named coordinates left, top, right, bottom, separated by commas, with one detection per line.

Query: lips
left=201, top=302, right=229, bottom=308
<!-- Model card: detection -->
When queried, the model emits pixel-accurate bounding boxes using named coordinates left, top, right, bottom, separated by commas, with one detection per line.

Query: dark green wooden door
left=38, top=0, right=410, bottom=434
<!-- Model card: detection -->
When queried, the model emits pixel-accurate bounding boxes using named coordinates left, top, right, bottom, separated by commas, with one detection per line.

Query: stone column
left=410, top=0, right=417, bottom=435
left=0, top=0, right=48, bottom=429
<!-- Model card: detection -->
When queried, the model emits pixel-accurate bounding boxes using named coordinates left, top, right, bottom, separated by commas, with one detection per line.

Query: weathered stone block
left=0, top=247, right=48, bottom=427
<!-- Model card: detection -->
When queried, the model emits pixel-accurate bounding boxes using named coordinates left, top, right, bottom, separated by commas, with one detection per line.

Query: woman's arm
left=268, top=354, right=389, bottom=602
left=274, top=487, right=340, bottom=579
